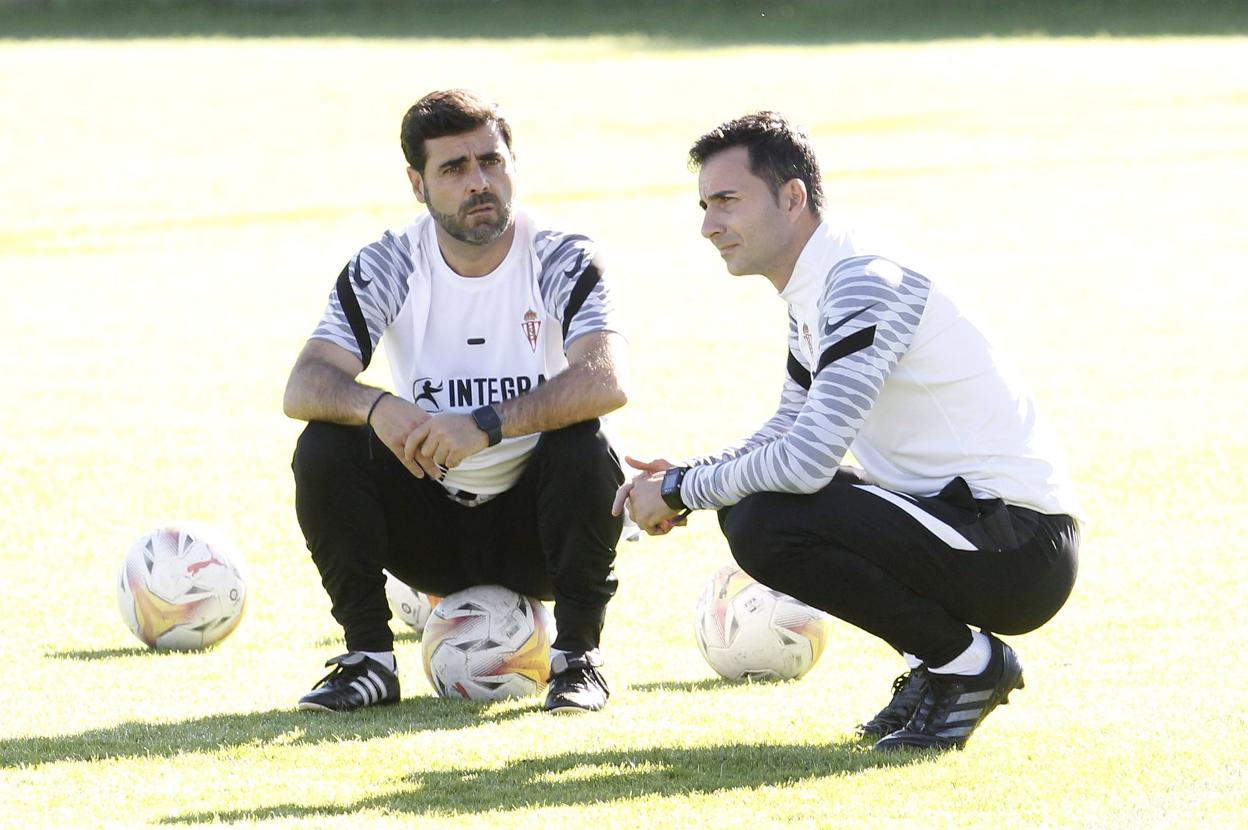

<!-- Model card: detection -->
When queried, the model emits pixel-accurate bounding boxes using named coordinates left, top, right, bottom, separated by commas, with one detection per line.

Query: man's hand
left=623, top=455, right=673, bottom=475
left=404, top=412, right=489, bottom=470
left=369, top=394, right=439, bottom=479
left=611, top=456, right=671, bottom=514
left=612, top=456, right=686, bottom=536
left=626, top=473, right=684, bottom=535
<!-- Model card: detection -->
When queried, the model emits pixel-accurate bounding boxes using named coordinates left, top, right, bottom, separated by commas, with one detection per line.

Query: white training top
left=311, top=208, right=618, bottom=496
left=682, top=220, right=1078, bottom=517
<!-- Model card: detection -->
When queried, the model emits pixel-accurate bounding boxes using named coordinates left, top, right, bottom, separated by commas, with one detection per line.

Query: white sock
left=360, top=650, right=396, bottom=672
left=928, top=632, right=991, bottom=676
left=903, top=652, right=923, bottom=670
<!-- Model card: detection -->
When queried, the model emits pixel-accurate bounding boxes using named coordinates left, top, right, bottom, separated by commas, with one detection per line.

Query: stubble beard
left=429, top=193, right=512, bottom=246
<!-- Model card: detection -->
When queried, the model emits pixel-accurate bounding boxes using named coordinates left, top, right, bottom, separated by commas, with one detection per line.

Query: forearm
left=283, top=356, right=386, bottom=425
left=495, top=332, right=628, bottom=437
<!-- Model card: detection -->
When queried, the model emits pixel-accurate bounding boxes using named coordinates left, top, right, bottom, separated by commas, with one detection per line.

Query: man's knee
left=292, top=421, right=361, bottom=483
left=534, top=419, right=621, bottom=484
left=538, top=418, right=604, bottom=455
left=721, top=494, right=789, bottom=582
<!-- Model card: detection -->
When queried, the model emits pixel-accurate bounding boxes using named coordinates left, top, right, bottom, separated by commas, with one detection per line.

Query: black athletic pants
left=718, top=470, right=1079, bottom=667
left=292, top=418, right=624, bottom=654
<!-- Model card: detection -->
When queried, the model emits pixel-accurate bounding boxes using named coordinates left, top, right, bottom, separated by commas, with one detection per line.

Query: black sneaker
left=856, top=667, right=929, bottom=739
left=874, top=634, right=1024, bottom=751
left=298, top=652, right=400, bottom=712
left=543, top=650, right=609, bottom=714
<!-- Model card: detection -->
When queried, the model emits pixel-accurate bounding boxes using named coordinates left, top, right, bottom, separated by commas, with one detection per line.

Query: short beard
left=428, top=192, right=512, bottom=245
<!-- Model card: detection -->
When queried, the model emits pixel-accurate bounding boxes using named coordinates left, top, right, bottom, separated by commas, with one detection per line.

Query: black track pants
left=717, top=471, right=1079, bottom=666
left=292, top=419, right=624, bottom=654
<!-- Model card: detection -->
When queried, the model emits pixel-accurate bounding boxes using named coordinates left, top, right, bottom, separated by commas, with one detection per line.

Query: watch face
left=661, top=467, right=685, bottom=510
left=472, top=405, right=500, bottom=431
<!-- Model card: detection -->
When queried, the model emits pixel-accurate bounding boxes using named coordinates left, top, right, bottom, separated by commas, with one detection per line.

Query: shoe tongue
left=339, top=652, right=367, bottom=666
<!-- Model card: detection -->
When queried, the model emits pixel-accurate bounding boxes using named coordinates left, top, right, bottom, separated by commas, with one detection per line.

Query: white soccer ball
left=383, top=570, right=441, bottom=636
left=695, top=565, right=829, bottom=681
left=421, top=584, right=554, bottom=700
left=116, top=524, right=247, bottom=651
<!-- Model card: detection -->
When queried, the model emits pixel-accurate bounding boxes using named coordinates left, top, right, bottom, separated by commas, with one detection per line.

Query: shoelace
left=882, top=670, right=925, bottom=713
left=879, top=672, right=911, bottom=716
left=909, top=674, right=963, bottom=731
left=555, top=663, right=608, bottom=694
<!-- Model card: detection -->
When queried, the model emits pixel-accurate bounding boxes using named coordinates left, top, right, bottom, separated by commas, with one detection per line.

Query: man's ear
left=783, top=178, right=808, bottom=217
left=406, top=167, right=427, bottom=204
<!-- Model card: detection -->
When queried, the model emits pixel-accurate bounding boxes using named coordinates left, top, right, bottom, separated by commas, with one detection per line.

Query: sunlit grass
left=1, top=28, right=1245, bottom=830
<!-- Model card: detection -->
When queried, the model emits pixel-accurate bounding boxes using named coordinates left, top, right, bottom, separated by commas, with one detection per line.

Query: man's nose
left=466, top=161, right=490, bottom=192
left=701, top=211, right=721, bottom=239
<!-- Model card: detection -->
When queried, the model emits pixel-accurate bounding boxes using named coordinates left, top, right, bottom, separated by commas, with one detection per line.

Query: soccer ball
left=421, top=584, right=554, bottom=700
left=694, top=565, right=829, bottom=681
left=116, top=524, right=247, bottom=650
left=383, top=570, right=441, bottom=636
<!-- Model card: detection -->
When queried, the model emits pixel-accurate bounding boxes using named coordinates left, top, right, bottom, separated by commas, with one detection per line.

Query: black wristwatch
left=660, top=466, right=690, bottom=512
left=470, top=405, right=503, bottom=447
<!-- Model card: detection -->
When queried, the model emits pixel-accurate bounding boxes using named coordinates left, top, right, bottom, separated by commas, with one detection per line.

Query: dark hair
left=400, top=89, right=513, bottom=174
left=688, top=111, right=824, bottom=215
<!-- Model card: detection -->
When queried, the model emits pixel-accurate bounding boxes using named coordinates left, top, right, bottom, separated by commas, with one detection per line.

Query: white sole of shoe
left=297, top=701, right=339, bottom=712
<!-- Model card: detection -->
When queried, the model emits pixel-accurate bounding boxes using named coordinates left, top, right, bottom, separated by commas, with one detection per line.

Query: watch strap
left=470, top=405, right=503, bottom=447
left=661, top=466, right=689, bottom=512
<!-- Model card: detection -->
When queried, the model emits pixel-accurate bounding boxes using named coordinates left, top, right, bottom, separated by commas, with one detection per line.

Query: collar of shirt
left=780, top=220, right=836, bottom=309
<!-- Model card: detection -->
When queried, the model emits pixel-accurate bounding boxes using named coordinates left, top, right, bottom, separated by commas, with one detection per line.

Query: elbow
left=792, top=469, right=837, bottom=495
left=603, top=378, right=629, bottom=414
left=600, top=334, right=629, bottom=414
left=282, top=388, right=300, bottom=420
left=282, top=372, right=305, bottom=420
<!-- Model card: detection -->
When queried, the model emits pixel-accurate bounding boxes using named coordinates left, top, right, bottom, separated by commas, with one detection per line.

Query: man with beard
left=284, top=89, right=627, bottom=714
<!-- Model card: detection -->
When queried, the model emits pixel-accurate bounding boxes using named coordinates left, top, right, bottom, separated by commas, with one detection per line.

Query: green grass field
left=2, top=8, right=1246, bottom=829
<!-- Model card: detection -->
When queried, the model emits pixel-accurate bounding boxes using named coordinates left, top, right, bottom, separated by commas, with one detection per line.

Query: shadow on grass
left=0, top=696, right=531, bottom=769
left=2, top=0, right=1245, bottom=43
left=162, top=740, right=929, bottom=823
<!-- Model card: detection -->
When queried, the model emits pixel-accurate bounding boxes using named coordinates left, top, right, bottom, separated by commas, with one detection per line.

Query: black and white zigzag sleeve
left=681, top=257, right=931, bottom=510
left=534, top=230, right=619, bottom=348
left=311, top=230, right=413, bottom=369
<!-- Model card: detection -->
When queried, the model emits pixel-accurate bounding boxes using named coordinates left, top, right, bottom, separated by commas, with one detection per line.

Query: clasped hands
left=372, top=396, right=685, bottom=535
left=611, top=456, right=688, bottom=536
left=370, top=394, right=489, bottom=479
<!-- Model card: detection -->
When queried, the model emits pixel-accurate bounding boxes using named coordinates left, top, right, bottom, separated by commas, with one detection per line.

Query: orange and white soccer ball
left=421, top=585, right=553, bottom=700
left=383, top=570, right=441, bottom=637
left=116, top=524, right=247, bottom=650
left=695, top=565, right=829, bottom=681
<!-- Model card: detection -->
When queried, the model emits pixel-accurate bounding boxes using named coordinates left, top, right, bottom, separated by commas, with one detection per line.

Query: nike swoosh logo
left=351, top=259, right=372, bottom=288
left=823, top=303, right=877, bottom=336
